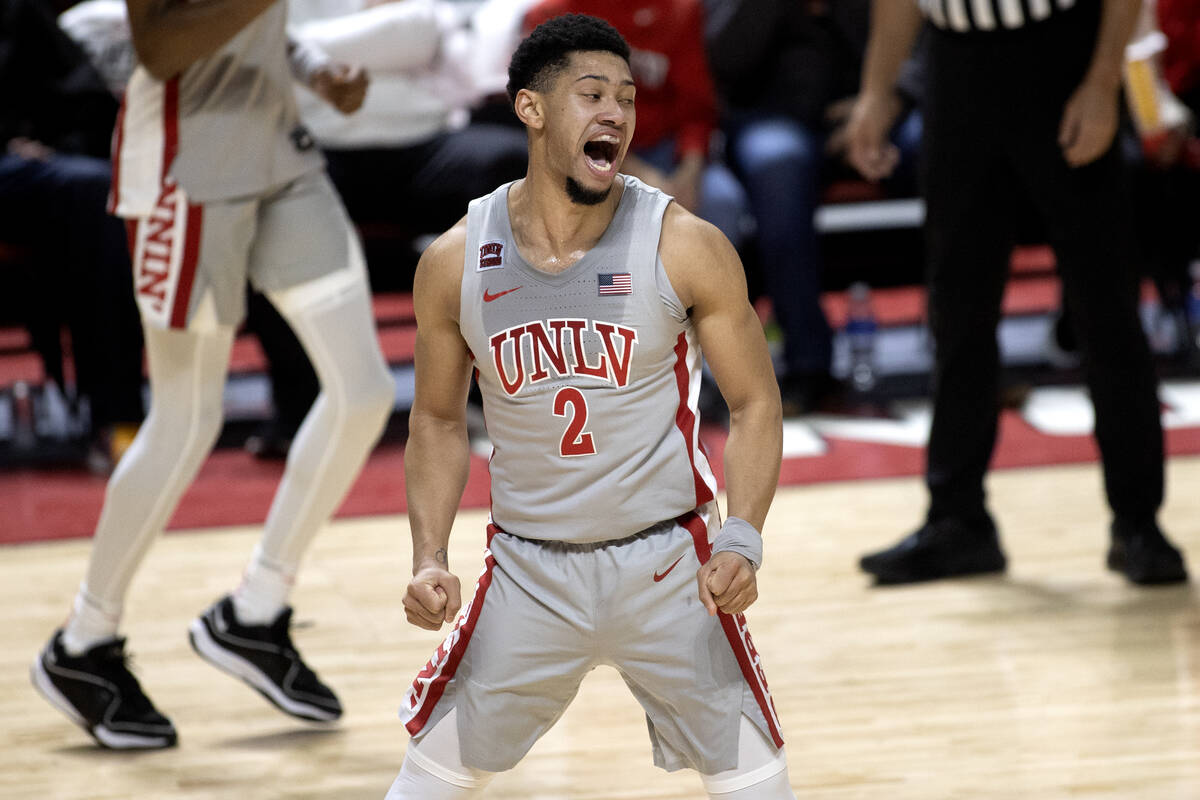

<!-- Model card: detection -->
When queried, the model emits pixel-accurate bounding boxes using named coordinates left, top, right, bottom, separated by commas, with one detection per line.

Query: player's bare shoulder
left=413, top=215, right=468, bottom=323
left=658, top=201, right=745, bottom=311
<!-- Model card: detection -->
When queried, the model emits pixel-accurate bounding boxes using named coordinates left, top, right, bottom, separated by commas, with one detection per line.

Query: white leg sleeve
left=78, top=305, right=234, bottom=612
left=385, top=713, right=494, bottom=800
left=701, top=715, right=795, bottom=799
left=255, top=260, right=393, bottom=575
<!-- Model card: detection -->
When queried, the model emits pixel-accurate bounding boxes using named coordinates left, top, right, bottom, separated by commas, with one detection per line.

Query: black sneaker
left=188, top=596, right=342, bottom=722
left=31, top=631, right=177, bottom=749
left=1107, top=518, right=1188, bottom=585
left=860, top=516, right=1007, bottom=585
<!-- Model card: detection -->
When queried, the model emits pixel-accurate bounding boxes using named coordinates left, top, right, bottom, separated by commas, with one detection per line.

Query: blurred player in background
left=32, top=0, right=395, bottom=749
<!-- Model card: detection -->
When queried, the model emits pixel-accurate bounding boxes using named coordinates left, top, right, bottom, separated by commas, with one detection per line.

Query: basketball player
left=31, top=0, right=395, bottom=749
left=386, top=15, right=794, bottom=800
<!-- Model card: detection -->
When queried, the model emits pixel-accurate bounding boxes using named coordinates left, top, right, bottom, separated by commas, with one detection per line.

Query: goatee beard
left=565, top=176, right=611, bottom=206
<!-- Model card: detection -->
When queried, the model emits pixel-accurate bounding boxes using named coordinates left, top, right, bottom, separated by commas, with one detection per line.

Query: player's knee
left=322, top=361, right=393, bottom=440
left=384, top=751, right=492, bottom=800
left=349, top=361, right=395, bottom=421
left=142, top=389, right=223, bottom=457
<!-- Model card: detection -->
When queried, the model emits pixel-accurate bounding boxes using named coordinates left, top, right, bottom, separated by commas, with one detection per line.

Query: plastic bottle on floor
left=846, top=281, right=878, bottom=393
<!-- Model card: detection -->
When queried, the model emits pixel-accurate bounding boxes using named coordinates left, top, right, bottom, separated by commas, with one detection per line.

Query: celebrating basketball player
left=32, top=0, right=394, bottom=749
left=388, top=15, right=794, bottom=800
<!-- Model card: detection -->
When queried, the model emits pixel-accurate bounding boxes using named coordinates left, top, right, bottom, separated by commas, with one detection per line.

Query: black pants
left=0, top=152, right=144, bottom=431
left=922, top=3, right=1163, bottom=524
left=323, top=123, right=529, bottom=231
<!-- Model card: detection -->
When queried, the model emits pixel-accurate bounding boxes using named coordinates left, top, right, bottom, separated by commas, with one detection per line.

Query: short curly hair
left=506, top=14, right=631, bottom=105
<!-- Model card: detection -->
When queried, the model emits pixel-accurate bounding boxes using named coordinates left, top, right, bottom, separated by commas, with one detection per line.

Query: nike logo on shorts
left=483, top=286, right=522, bottom=302
left=653, top=555, right=686, bottom=582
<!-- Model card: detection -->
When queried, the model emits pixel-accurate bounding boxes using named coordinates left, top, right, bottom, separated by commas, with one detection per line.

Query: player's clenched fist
left=312, top=63, right=368, bottom=115
left=696, top=551, right=758, bottom=617
left=404, top=565, right=462, bottom=630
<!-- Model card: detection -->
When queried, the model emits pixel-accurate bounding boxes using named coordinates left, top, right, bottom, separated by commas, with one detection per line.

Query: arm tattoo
left=435, top=548, right=448, bottom=567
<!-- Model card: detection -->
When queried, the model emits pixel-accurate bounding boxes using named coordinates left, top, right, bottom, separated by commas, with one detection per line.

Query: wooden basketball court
left=4, top=457, right=1200, bottom=799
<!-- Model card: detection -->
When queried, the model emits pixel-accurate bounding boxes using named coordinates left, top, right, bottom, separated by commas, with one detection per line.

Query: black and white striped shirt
left=919, top=0, right=1082, bottom=32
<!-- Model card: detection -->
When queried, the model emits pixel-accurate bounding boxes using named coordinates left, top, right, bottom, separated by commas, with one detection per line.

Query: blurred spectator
left=291, top=0, right=530, bottom=240
left=524, top=0, right=749, bottom=248
left=1158, top=0, right=1200, bottom=114
left=0, top=0, right=144, bottom=468
left=704, top=0, right=923, bottom=414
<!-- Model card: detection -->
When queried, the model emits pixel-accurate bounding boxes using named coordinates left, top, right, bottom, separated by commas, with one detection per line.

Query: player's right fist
left=403, top=565, right=462, bottom=630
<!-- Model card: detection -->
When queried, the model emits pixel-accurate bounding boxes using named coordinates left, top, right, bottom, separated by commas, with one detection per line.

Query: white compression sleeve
left=77, top=316, right=235, bottom=615
left=701, top=715, right=794, bottom=799
left=254, top=254, right=393, bottom=577
left=385, top=713, right=494, bottom=799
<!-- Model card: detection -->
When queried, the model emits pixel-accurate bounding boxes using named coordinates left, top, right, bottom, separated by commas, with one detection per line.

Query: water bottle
left=1187, top=261, right=1200, bottom=353
left=11, top=381, right=36, bottom=451
left=845, top=281, right=878, bottom=393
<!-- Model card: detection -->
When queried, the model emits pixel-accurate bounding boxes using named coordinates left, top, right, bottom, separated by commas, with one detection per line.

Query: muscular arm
left=124, top=0, right=279, bottom=80
left=403, top=221, right=473, bottom=630
left=661, top=205, right=782, bottom=614
left=663, top=210, right=781, bottom=531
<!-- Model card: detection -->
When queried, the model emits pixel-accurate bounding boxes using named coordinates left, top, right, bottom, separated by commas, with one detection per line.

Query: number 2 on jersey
left=553, top=387, right=596, bottom=457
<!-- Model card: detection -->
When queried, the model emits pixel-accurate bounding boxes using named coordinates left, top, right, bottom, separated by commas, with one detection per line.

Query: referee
left=845, top=0, right=1188, bottom=585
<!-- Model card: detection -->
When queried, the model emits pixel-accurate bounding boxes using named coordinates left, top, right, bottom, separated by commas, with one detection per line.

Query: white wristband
left=712, top=516, right=762, bottom=570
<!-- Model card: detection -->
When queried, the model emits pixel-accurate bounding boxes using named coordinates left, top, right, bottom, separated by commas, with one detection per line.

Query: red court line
left=6, top=412, right=1200, bottom=546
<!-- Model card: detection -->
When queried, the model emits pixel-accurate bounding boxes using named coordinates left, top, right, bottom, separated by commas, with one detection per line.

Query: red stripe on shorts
left=672, top=333, right=715, bottom=507
left=404, top=529, right=500, bottom=735
left=169, top=203, right=203, bottom=329
left=679, top=510, right=785, bottom=747
left=124, top=219, right=138, bottom=263
left=161, top=77, right=179, bottom=182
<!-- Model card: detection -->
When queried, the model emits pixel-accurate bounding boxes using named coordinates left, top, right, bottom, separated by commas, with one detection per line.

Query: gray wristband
left=712, top=516, right=762, bottom=570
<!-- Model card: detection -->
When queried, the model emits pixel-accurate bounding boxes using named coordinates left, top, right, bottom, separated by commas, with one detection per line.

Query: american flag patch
left=598, top=273, right=633, bottom=296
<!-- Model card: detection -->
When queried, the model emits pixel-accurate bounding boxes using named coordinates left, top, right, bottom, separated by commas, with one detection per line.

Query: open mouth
left=584, top=136, right=620, bottom=173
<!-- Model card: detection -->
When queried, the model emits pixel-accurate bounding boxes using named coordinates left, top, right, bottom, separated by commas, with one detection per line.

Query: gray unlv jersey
left=110, top=2, right=322, bottom=217
left=460, top=176, right=720, bottom=543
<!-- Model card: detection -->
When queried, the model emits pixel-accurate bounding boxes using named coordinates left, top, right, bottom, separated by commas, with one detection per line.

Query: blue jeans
left=723, top=111, right=923, bottom=376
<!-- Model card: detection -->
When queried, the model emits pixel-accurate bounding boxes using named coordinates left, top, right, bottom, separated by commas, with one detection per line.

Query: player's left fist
left=313, top=63, right=369, bottom=115
left=697, top=551, right=758, bottom=617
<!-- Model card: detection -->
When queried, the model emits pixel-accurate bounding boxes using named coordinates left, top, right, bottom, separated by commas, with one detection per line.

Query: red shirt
left=524, top=0, right=717, bottom=159
left=1158, top=0, right=1200, bottom=97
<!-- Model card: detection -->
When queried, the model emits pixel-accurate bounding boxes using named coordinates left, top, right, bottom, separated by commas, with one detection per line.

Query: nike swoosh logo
left=653, top=555, right=686, bottom=582
left=483, top=286, right=522, bottom=302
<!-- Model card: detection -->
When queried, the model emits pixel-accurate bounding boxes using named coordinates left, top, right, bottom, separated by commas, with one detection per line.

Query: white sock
left=61, top=586, right=122, bottom=655
left=231, top=548, right=294, bottom=625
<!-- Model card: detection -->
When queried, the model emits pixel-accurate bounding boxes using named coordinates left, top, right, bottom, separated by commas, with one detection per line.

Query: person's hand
left=403, top=559, right=462, bottom=631
left=697, top=551, right=758, bottom=616
left=845, top=90, right=903, bottom=181
left=7, top=137, right=54, bottom=161
left=1058, top=77, right=1119, bottom=167
left=312, top=63, right=369, bottom=115
left=662, top=154, right=704, bottom=212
